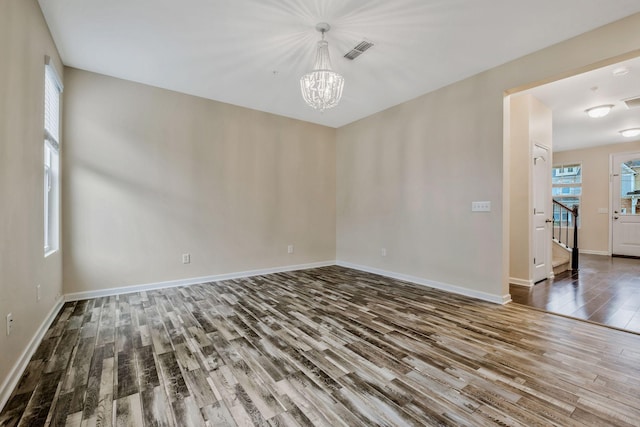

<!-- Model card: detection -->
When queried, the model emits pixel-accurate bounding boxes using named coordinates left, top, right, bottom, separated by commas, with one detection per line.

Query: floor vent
left=623, top=96, right=640, bottom=109
left=344, top=41, right=374, bottom=60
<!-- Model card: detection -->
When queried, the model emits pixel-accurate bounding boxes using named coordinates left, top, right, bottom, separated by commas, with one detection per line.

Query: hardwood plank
left=46, top=391, right=72, bottom=427
left=94, top=351, right=114, bottom=427
left=82, top=345, right=106, bottom=420
left=2, top=265, right=640, bottom=426
left=15, top=371, right=62, bottom=426
left=140, top=386, right=171, bottom=427
left=115, top=347, right=138, bottom=399
left=511, top=253, right=640, bottom=333
left=0, top=392, right=32, bottom=427
left=114, top=393, right=144, bottom=427
left=134, top=345, right=160, bottom=391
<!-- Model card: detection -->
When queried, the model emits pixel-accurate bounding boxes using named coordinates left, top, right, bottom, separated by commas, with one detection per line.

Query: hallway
left=510, top=254, right=640, bottom=333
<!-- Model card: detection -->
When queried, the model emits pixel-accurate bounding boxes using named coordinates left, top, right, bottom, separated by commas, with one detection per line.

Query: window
left=620, top=161, right=639, bottom=197
left=552, top=163, right=581, bottom=226
left=620, top=160, right=640, bottom=215
left=44, top=57, right=62, bottom=255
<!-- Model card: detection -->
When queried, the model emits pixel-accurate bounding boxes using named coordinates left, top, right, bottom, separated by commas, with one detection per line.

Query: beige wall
left=509, top=94, right=552, bottom=284
left=509, top=95, right=531, bottom=283
left=0, top=0, right=64, bottom=400
left=4, top=1, right=640, bottom=406
left=336, top=13, right=640, bottom=301
left=62, top=69, right=336, bottom=294
left=554, top=139, right=640, bottom=253
left=509, top=96, right=531, bottom=283
left=336, top=77, right=506, bottom=300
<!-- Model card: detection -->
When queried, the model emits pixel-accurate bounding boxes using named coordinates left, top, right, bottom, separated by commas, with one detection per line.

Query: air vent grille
left=623, top=96, right=640, bottom=109
left=344, top=40, right=374, bottom=60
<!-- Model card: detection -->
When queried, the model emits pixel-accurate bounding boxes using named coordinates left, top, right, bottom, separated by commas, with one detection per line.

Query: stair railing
left=552, top=200, right=579, bottom=271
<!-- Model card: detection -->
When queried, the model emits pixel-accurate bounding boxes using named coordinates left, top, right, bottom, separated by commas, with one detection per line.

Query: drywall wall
left=336, top=76, right=506, bottom=301
left=62, top=68, right=336, bottom=294
left=554, top=139, right=640, bottom=254
left=336, top=13, right=640, bottom=301
left=509, top=95, right=532, bottom=284
left=509, top=94, right=553, bottom=285
left=0, top=0, right=64, bottom=406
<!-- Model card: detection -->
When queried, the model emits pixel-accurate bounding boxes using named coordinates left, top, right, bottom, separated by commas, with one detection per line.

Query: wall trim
left=65, top=261, right=336, bottom=302
left=509, top=277, right=534, bottom=287
left=580, top=249, right=610, bottom=256
left=65, top=258, right=514, bottom=304
left=337, top=261, right=511, bottom=305
left=0, top=296, right=64, bottom=413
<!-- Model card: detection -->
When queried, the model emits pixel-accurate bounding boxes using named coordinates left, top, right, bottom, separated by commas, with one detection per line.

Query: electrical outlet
left=381, top=248, right=387, bottom=257
left=287, top=244, right=294, bottom=254
left=36, top=284, right=41, bottom=301
left=182, top=253, right=190, bottom=264
left=6, top=313, right=13, bottom=336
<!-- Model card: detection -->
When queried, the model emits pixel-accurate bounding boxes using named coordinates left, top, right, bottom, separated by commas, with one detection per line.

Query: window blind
left=44, top=59, right=62, bottom=147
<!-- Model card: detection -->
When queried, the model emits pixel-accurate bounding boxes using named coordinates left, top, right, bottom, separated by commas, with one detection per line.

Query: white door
left=533, top=144, right=551, bottom=282
left=612, top=152, right=640, bottom=257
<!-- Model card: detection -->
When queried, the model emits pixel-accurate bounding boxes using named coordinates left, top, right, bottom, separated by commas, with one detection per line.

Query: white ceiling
left=517, top=56, right=640, bottom=152
left=38, top=0, right=640, bottom=129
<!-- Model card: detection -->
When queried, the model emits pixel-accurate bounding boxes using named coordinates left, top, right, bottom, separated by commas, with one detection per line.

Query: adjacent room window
left=44, top=57, right=62, bottom=255
left=552, top=163, right=581, bottom=225
left=620, top=160, right=640, bottom=215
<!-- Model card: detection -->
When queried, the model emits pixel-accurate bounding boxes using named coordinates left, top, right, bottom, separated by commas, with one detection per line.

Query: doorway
left=611, top=152, right=640, bottom=257
left=508, top=55, right=640, bottom=334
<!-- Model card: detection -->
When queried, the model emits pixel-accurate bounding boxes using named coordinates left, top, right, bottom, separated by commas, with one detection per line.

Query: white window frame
left=620, top=163, right=636, bottom=197
left=44, top=56, right=63, bottom=256
left=552, top=163, right=582, bottom=227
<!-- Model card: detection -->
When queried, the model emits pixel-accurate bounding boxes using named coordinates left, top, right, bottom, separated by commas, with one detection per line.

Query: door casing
left=610, top=151, right=640, bottom=257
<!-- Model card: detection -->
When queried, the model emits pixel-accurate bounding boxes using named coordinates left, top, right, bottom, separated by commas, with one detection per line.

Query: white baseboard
left=0, top=296, right=64, bottom=413
left=580, top=249, right=610, bottom=256
left=65, top=260, right=336, bottom=302
left=65, top=258, right=514, bottom=305
left=509, top=277, right=534, bottom=287
left=337, top=261, right=510, bottom=305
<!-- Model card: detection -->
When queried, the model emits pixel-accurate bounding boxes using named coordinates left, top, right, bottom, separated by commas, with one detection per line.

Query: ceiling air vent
left=623, top=96, right=640, bottom=109
left=344, top=40, right=374, bottom=60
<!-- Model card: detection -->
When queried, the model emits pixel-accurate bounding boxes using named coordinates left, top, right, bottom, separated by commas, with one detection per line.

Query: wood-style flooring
left=2, top=266, right=640, bottom=426
left=511, top=254, right=640, bottom=333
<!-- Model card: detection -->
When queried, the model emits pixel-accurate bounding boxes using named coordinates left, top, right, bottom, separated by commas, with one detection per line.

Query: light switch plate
left=472, top=201, right=491, bottom=212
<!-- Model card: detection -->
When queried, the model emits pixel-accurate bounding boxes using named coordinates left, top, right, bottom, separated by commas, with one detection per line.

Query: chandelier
left=300, top=23, right=344, bottom=112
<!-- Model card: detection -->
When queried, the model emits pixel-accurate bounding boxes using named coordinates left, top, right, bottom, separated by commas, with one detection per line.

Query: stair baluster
left=552, top=200, right=579, bottom=271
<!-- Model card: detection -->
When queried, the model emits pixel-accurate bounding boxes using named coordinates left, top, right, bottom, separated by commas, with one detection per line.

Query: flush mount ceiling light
left=612, top=66, right=630, bottom=77
left=585, top=104, right=614, bottom=118
left=300, top=23, right=344, bottom=112
left=620, top=128, right=640, bottom=138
